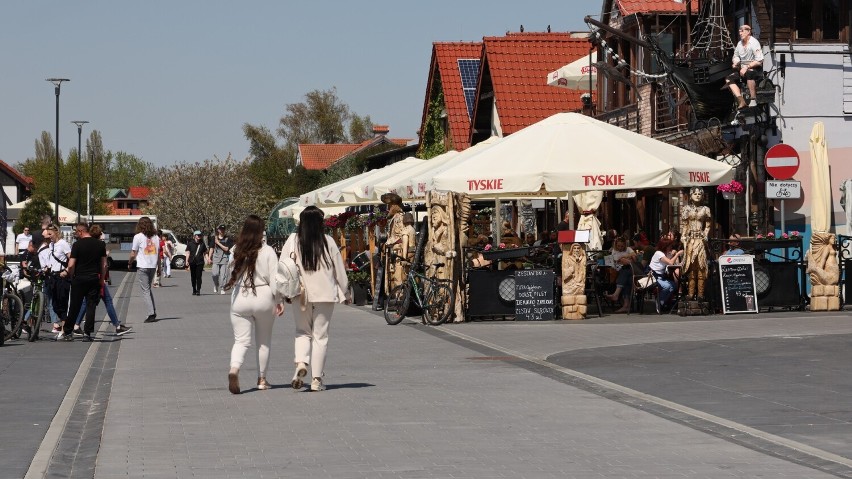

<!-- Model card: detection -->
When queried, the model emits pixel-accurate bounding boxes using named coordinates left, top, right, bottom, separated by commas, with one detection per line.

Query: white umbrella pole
left=556, top=200, right=562, bottom=231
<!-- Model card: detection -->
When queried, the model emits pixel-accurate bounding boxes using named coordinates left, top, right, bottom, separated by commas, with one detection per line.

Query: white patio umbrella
left=321, top=157, right=425, bottom=205
left=405, top=136, right=504, bottom=199
left=372, top=150, right=459, bottom=200
left=547, top=52, right=598, bottom=90
left=431, top=113, right=733, bottom=197
left=298, top=168, right=376, bottom=207
left=809, top=121, right=831, bottom=233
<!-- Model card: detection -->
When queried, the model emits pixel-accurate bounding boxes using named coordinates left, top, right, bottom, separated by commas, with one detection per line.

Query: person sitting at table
left=721, top=233, right=744, bottom=256
left=649, top=238, right=683, bottom=311
left=500, top=221, right=522, bottom=247
left=605, top=236, right=637, bottom=313
left=468, top=234, right=492, bottom=269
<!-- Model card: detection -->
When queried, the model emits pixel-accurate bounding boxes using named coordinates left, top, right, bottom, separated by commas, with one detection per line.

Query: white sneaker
left=213, top=287, right=218, bottom=294
left=220, top=290, right=226, bottom=295
left=291, top=362, right=308, bottom=389
left=748, top=99, right=757, bottom=107
left=310, top=377, right=325, bottom=392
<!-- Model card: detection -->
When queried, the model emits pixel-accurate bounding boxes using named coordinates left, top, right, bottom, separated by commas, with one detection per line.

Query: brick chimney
left=372, top=125, right=390, bottom=136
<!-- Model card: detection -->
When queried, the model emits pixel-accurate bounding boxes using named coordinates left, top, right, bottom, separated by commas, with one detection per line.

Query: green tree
left=15, top=195, right=53, bottom=235
left=17, top=130, right=156, bottom=216
left=243, top=87, right=373, bottom=200
left=107, top=151, right=157, bottom=188
left=147, top=155, right=270, bottom=237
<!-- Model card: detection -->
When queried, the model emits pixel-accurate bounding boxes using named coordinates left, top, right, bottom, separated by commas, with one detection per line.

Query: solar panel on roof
left=457, top=59, right=480, bottom=119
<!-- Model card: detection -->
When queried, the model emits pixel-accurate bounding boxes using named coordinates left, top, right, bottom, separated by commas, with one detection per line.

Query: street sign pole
left=765, top=144, right=801, bottom=237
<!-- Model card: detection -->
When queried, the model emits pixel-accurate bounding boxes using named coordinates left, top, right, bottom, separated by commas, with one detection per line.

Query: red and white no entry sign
left=765, top=144, right=800, bottom=180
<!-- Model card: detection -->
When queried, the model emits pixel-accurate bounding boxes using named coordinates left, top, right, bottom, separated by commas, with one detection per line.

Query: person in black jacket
left=186, top=230, right=208, bottom=296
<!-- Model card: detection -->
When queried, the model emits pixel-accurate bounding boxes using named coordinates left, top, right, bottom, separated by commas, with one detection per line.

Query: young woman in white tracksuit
left=282, top=206, right=350, bottom=392
left=225, top=215, right=284, bottom=394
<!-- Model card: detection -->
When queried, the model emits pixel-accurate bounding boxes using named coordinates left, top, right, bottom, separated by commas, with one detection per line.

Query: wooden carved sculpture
left=452, top=193, right=471, bottom=322
left=382, top=193, right=406, bottom=292
left=561, top=242, right=587, bottom=320
left=425, top=191, right=455, bottom=283
left=680, top=187, right=711, bottom=300
left=807, top=232, right=840, bottom=311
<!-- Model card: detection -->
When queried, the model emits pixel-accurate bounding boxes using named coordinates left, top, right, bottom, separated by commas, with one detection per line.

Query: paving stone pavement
left=28, top=270, right=852, bottom=478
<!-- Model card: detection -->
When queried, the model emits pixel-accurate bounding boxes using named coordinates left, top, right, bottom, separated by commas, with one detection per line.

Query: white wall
left=764, top=43, right=852, bottom=233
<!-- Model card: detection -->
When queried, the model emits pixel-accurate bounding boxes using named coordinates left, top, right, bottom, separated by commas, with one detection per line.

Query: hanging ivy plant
left=418, top=75, right=449, bottom=159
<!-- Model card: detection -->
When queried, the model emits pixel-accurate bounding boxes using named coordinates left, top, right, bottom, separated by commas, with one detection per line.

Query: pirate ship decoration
left=586, top=0, right=756, bottom=123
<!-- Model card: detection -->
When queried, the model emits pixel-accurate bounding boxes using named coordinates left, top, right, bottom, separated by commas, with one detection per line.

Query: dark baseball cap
left=217, top=224, right=226, bottom=231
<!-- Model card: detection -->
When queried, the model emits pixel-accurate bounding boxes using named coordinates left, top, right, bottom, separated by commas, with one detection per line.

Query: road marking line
left=25, top=273, right=133, bottom=479
left=441, top=327, right=852, bottom=469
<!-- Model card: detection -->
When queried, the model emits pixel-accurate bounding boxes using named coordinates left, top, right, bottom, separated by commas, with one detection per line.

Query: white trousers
left=230, top=284, right=277, bottom=376
left=293, top=302, right=335, bottom=379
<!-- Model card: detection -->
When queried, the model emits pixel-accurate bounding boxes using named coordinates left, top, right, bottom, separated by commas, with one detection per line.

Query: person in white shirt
left=15, top=227, right=32, bottom=255
left=38, top=227, right=61, bottom=333
left=723, top=24, right=764, bottom=109
left=224, top=215, right=284, bottom=394
left=281, top=206, right=350, bottom=392
left=45, top=224, right=72, bottom=337
left=128, top=216, right=160, bottom=323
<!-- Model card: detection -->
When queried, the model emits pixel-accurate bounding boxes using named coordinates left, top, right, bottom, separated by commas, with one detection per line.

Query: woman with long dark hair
left=224, top=215, right=284, bottom=394
left=128, top=216, right=159, bottom=323
left=281, top=206, right=349, bottom=392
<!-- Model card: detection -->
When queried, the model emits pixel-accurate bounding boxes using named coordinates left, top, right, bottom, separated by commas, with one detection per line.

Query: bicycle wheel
left=2, top=292, right=24, bottom=342
left=423, top=281, right=454, bottom=326
left=383, top=284, right=411, bottom=325
left=28, top=292, right=43, bottom=342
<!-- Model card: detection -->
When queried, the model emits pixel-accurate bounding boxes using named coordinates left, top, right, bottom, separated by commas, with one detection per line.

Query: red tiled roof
left=298, top=144, right=361, bottom=170
left=127, top=186, right=151, bottom=199
left=422, top=42, right=483, bottom=151
left=299, top=135, right=412, bottom=171
left=0, top=159, right=33, bottom=190
left=480, top=32, right=591, bottom=136
left=617, top=0, right=687, bottom=15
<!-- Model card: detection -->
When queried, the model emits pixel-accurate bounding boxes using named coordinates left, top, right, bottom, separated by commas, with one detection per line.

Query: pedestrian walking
left=15, top=226, right=32, bottom=255
left=128, top=216, right=159, bottom=323
left=161, top=231, right=174, bottom=278
left=225, top=215, right=284, bottom=394
left=45, top=224, right=72, bottom=338
left=71, top=225, right=132, bottom=336
left=209, top=224, right=233, bottom=294
left=186, top=230, right=208, bottom=295
left=36, top=227, right=61, bottom=334
left=63, top=223, right=107, bottom=341
left=281, top=206, right=350, bottom=392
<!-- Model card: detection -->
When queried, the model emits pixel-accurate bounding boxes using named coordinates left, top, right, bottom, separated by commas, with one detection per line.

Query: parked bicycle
left=20, top=266, right=51, bottom=342
left=1, top=266, right=25, bottom=344
left=383, top=254, right=455, bottom=326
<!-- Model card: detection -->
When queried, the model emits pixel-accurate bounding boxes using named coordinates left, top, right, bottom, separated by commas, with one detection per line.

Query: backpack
left=276, top=234, right=304, bottom=300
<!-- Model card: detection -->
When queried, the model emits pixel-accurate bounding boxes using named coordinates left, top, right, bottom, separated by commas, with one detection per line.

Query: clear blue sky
left=1, top=1, right=591, bottom=168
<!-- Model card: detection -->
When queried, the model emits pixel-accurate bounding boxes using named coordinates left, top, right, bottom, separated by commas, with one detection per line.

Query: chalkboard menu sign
left=514, top=269, right=554, bottom=320
left=719, top=255, right=758, bottom=314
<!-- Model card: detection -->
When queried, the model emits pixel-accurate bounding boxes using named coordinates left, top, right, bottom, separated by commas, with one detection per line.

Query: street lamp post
left=71, top=120, right=88, bottom=224
left=46, top=78, right=70, bottom=225
left=89, top=148, right=96, bottom=223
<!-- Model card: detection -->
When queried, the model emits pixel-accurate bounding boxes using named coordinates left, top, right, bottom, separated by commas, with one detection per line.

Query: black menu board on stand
left=514, top=269, right=554, bottom=320
left=719, top=255, right=758, bottom=314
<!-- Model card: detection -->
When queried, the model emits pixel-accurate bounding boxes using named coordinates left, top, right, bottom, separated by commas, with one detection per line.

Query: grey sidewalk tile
left=89, top=270, right=848, bottom=478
